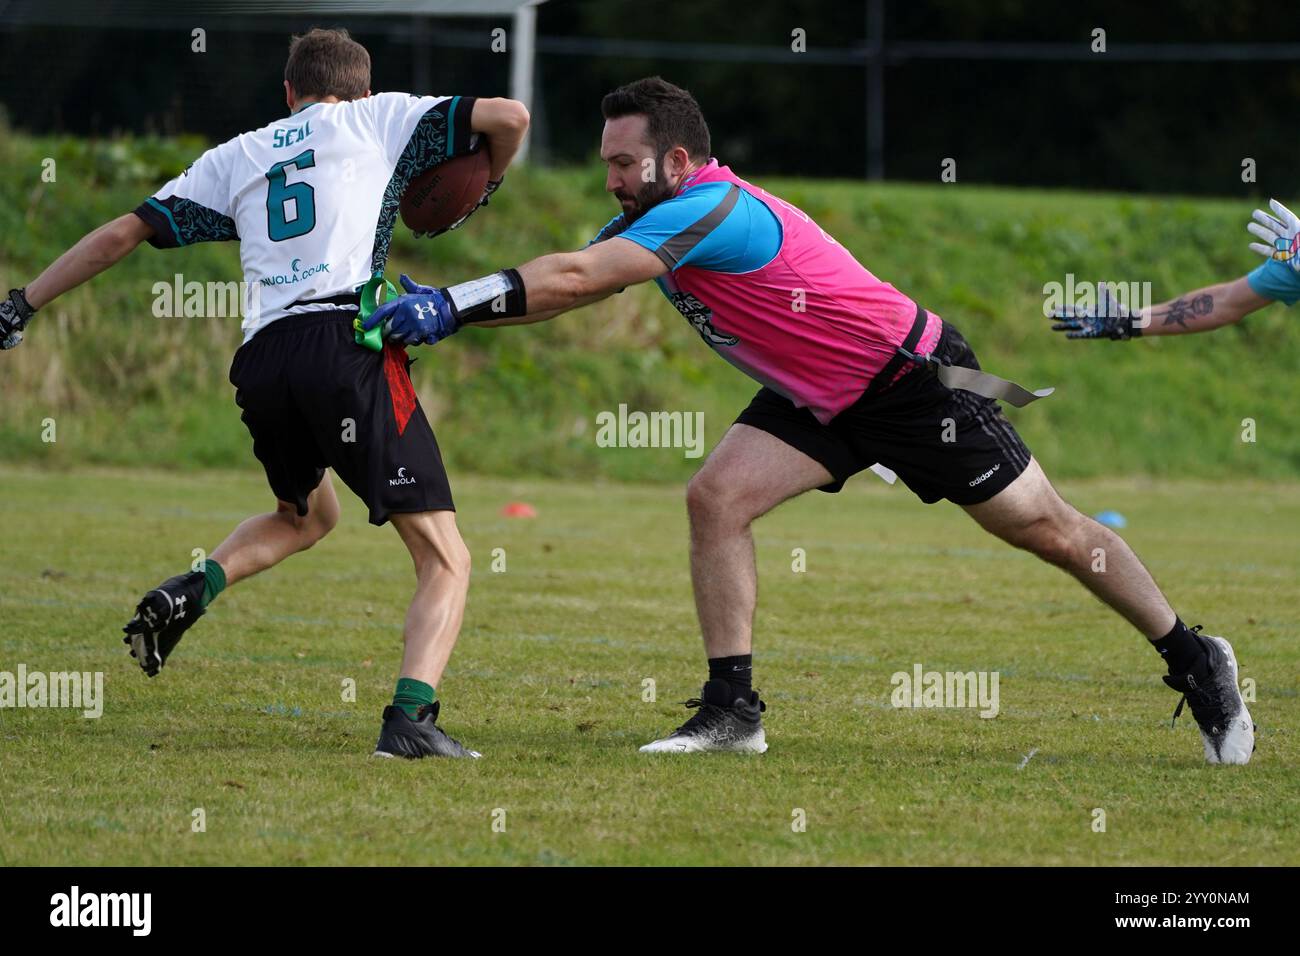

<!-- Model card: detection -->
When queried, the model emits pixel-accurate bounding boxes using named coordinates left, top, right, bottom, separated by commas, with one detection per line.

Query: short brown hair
left=284, top=27, right=370, bottom=101
left=601, top=76, right=711, bottom=162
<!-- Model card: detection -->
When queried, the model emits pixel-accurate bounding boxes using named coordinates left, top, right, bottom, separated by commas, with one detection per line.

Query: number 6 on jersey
left=265, top=149, right=316, bottom=241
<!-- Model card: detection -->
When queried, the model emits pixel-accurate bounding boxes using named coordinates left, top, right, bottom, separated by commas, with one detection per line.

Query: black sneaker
left=373, top=702, right=481, bottom=759
left=639, top=678, right=768, bottom=753
left=122, top=571, right=207, bottom=677
left=1162, top=628, right=1255, bottom=765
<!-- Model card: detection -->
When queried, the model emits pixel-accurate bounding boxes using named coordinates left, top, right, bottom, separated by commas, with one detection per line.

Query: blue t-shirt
left=1246, top=256, right=1300, bottom=306
left=588, top=181, right=782, bottom=274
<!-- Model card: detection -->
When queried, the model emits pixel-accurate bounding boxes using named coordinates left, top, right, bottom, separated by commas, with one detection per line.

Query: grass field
left=0, top=462, right=1296, bottom=866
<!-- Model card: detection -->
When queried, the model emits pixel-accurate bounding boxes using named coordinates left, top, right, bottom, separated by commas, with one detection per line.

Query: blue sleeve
left=1246, top=258, right=1300, bottom=306
left=615, top=182, right=782, bottom=273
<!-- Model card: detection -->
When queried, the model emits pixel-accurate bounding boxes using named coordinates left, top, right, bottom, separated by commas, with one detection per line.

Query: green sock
left=201, top=559, right=226, bottom=608
left=393, top=678, right=436, bottom=719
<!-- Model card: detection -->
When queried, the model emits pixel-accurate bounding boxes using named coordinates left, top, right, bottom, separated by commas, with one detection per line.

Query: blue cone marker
left=1094, top=510, right=1127, bottom=529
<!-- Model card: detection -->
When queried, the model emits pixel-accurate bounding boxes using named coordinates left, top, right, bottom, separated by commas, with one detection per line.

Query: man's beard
left=618, top=163, right=675, bottom=224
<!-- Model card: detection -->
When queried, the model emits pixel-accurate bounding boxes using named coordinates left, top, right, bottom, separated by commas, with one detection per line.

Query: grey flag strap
left=898, top=347, right=1054, bottom=407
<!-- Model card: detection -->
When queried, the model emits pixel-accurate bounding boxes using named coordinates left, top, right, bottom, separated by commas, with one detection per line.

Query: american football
left=400, top=145, right=491, bottom=233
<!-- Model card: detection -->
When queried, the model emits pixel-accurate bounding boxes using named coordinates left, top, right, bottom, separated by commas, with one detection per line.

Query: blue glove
left=363, top=274, right=460, bottom=346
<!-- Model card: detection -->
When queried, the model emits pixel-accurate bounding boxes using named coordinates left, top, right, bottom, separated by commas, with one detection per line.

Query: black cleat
left=373, top=702, right=481, bottom=759
left=1162, top=628, right=1255, bottom=765
left=639, top=678, right=768, bottom=753
left=122, top=571, right=206, bottom=677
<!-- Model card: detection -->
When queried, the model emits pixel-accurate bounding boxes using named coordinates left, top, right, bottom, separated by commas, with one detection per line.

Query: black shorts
left=229, top=311, right=454, bottom=525
left=734, top=322, right=1032, bottom=505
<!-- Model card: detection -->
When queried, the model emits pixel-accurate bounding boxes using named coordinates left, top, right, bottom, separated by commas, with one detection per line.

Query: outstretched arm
left=2, top=213, right=156, bottom=348
left=364, top=237, right=667, bottom=344
left=1051, top=197, right=1298, bottom=342
left=1049, top=275, right=1275, bottom=340
left=1138, top=276, right=1273, bottom=336
left=476, top=238, right=667, bottom=327
left=24, top=213, right=156, bottom=309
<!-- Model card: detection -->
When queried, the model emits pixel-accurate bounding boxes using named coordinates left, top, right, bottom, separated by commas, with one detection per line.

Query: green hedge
left=2, top=128, right=1295, bottom=481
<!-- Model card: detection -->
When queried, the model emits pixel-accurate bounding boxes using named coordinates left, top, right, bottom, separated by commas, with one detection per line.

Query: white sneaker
left=1162, top=631, right=1255, bottom=765
left=639, top=680, right=768, bottom=754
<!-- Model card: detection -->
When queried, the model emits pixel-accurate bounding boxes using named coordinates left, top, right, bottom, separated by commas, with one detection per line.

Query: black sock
left=708, top=654, right=752, bottom=701
left=1151, top=618, right=1204, bottom=674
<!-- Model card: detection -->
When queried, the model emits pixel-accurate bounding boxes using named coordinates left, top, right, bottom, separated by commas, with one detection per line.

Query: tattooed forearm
left=1154, top=293, right=1214, bottom=328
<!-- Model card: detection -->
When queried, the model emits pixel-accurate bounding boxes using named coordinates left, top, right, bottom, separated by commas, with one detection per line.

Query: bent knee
left=428, top=542, right=471, bottom=585
left=411, top=531, right=472, bottom=583
left=686, top=471, right=757, bottom=527
left=276, top=498, right=338, bottom=550
left=446, top=539, right=472, bottom=579
left=310, top=496, right=340, bottom=539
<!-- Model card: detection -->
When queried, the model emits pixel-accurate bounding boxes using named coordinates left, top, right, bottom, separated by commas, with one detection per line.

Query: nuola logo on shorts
left=389, top=466, right=417, bottom=487
left=968, top=463, right=1000, bottom=487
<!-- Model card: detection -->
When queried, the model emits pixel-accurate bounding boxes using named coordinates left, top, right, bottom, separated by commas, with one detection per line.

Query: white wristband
left=445, top=272, right=511, bottom=313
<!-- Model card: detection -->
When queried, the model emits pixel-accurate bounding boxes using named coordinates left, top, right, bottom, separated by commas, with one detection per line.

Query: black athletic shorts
left=734, top=321, right=1032, bottom=505
left=229, top=311, right=454, bottom=525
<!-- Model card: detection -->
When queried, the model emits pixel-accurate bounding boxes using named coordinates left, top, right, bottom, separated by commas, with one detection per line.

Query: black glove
left=1048, top=281, right=1142, bottom=340
left=412, top=177, right=504, bottom=240
left=1, top=287, right=36, bottom=350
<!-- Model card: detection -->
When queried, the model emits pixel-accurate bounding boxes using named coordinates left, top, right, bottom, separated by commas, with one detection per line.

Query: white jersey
left=134, top=92, right=479, bottom=342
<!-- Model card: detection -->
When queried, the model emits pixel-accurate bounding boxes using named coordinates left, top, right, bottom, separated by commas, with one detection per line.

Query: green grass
left=2, top=128, right=1299, bottom=481
left=1, top=463, right=1296, bottom=865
